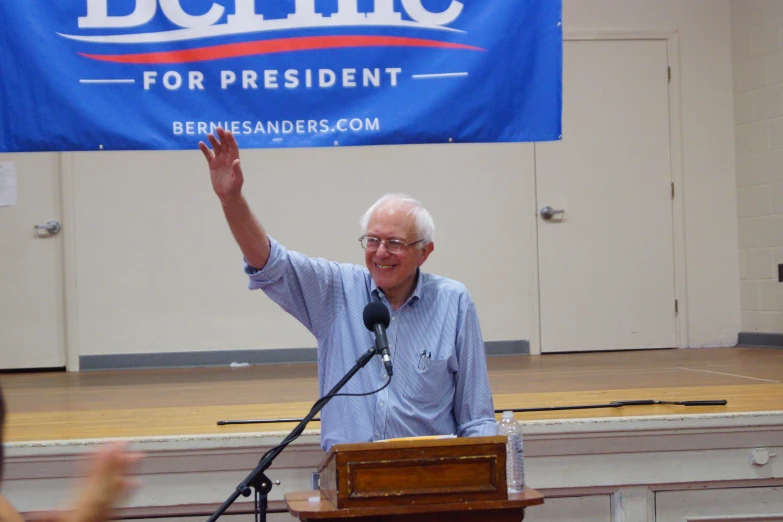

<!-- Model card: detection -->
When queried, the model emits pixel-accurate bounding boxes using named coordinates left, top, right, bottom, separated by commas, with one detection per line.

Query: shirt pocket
left=403, top=358, right=454, bottom=409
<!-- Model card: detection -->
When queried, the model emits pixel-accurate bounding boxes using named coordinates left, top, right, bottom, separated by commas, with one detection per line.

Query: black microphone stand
left=207, top=346, right=381, bottom=522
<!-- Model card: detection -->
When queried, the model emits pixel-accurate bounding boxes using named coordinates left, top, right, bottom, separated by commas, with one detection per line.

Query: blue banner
left=0, top=1, right=562, bottom=152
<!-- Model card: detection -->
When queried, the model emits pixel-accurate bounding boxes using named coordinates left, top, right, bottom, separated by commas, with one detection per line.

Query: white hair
left=359, top=193, right=435, bottom=246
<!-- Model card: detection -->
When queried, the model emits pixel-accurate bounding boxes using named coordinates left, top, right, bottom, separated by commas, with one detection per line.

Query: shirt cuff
left=244, top=236, right=286, bottom=288
left=458, top=417, right=499, bottom=438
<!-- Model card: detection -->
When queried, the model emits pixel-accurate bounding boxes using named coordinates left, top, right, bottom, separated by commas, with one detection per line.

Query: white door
left=0, top=153, right=65, bottom=369
left=536, top=39, right=677, bottom=353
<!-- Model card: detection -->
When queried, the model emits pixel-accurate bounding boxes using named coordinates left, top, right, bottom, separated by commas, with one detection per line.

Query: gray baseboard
left=80, top=340, right=530, bottom=371
left=485, top=340, right=530, bottom=356
left=737, top=332, right=783, bottom=349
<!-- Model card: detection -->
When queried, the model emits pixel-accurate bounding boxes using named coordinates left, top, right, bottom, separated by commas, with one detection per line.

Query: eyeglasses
left=359, top=235, right=424, bottom=254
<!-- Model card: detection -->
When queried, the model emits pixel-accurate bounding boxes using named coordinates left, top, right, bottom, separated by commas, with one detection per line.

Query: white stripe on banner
left=412, top=73, right=469, bottom=79
left=79, top=79, right=136, bottom=84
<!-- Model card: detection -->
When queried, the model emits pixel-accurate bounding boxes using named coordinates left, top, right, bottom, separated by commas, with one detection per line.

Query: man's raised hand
left=199, top=127, right=244, bottom=203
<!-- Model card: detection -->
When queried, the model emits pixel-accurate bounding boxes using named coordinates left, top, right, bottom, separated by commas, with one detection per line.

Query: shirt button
left=375, top=432, right=380, bottom=438
left=392, top=316, right=396, bottom=321
left=379, top=401, right=385, bottom=407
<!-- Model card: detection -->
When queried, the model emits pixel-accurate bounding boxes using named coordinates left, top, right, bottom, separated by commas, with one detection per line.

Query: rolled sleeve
left=244, top=236, right=287, bottom=289
left=459, top=417, right=498, bottom=437
left=454, top=296, right=497, bottom=438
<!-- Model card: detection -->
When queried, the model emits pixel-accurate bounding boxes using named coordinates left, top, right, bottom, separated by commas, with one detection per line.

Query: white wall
left=6, top=0, right=740, bottom=360
left=731, top=0, right=783, bottom=334
left=68, top=144, right=533, bottom=355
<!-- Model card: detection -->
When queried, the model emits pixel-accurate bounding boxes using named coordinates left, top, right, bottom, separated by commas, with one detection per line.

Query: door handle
left=34, top=220, right=61, bottom=235
left=540, top=206, right=565, bottom=220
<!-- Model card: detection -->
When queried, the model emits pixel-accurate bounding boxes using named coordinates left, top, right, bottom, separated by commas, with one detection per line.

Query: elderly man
left=200, top=127, right=496, bottom=451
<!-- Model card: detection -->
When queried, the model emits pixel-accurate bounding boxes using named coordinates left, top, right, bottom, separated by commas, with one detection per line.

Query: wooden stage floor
left=2, top=347, right=782, bottom=444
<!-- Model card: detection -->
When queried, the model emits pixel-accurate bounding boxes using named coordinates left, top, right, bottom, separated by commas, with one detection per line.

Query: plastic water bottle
left=497, top=410, right=524, bottom=492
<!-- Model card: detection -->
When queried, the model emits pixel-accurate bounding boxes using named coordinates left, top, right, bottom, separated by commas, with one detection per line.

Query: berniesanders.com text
left=173, top=118, right=380, bottom=137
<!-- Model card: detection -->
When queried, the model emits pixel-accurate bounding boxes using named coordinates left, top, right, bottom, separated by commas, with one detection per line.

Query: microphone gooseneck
left=363, top=302, right=393, bottom=377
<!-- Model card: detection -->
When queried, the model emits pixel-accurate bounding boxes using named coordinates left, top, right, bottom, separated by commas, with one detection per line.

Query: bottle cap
left=502, top=410, right=514, bottom=419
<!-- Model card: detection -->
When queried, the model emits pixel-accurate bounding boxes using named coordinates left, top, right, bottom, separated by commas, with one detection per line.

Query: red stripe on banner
left=79, top=35, right=486, bottom=64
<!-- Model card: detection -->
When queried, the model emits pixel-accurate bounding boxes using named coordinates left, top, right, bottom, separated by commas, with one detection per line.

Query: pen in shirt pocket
left=418, top=350, right=432, bottom=370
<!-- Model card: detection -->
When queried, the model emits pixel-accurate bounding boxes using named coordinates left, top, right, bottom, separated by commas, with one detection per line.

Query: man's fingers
left=93, top=442, right=142, bottom=478
left=198, top=141, right=214, bottom=162
left=224, top=129, right=239, bottom=155
left=216, top=126, right=228, bottom=146
left=121, top=452, right=144, bottom=473
left=207, top=133, right=222, bottom=154
left=108, top=452, right=142, bottom=476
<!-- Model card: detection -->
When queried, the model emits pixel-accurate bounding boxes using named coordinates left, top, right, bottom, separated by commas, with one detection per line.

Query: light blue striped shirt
left=245, top=237, right=497, bottom=451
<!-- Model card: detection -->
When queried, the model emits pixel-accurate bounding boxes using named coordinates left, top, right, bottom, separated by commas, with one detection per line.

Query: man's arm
left=453, top=295, right=498, bottom=437
left=199, top=127, right=270, bottom=270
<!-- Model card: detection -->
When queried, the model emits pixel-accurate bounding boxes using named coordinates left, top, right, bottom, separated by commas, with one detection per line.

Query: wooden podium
left=284, top=436, right=544, bottom=522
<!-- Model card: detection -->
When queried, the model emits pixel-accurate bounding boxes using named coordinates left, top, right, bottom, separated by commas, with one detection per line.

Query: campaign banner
left=0, top=1, right=562, bottom=152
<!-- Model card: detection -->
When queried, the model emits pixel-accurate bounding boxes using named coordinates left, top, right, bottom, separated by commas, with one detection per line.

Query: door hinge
left=668, top=66, right=671, bottom=83
left=671, top=182, right=675, bottom=199
left=675, top=299, right=679, bottom=315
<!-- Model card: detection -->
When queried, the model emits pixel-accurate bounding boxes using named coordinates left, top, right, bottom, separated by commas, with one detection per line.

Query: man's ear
left=417, top=242, right=435, bottom=266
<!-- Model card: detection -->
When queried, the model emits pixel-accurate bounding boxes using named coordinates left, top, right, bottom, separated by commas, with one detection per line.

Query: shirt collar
left=370, top=269, right=423, bottom=307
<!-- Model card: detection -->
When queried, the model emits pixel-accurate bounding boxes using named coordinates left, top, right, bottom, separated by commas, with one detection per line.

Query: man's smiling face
left=364, top=202, right=433, bottom=305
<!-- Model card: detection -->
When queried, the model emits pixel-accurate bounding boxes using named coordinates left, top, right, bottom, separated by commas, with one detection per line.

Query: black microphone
left=363, top=302, right=392, bottom=377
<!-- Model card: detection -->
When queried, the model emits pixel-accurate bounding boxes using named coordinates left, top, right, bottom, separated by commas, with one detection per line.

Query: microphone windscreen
left=363, top=301, right=391, bottom=331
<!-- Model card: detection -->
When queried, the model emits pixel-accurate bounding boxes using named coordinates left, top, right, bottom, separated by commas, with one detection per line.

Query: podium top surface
left=317, top=435, right=506, bottom=468
left=285, top=487, right=545, bottom=519
left=326, top=435, right=506, bottom=452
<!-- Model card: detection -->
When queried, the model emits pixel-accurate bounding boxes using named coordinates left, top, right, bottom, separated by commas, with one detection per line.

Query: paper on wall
left=0, top=162, right=17, bottom=206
